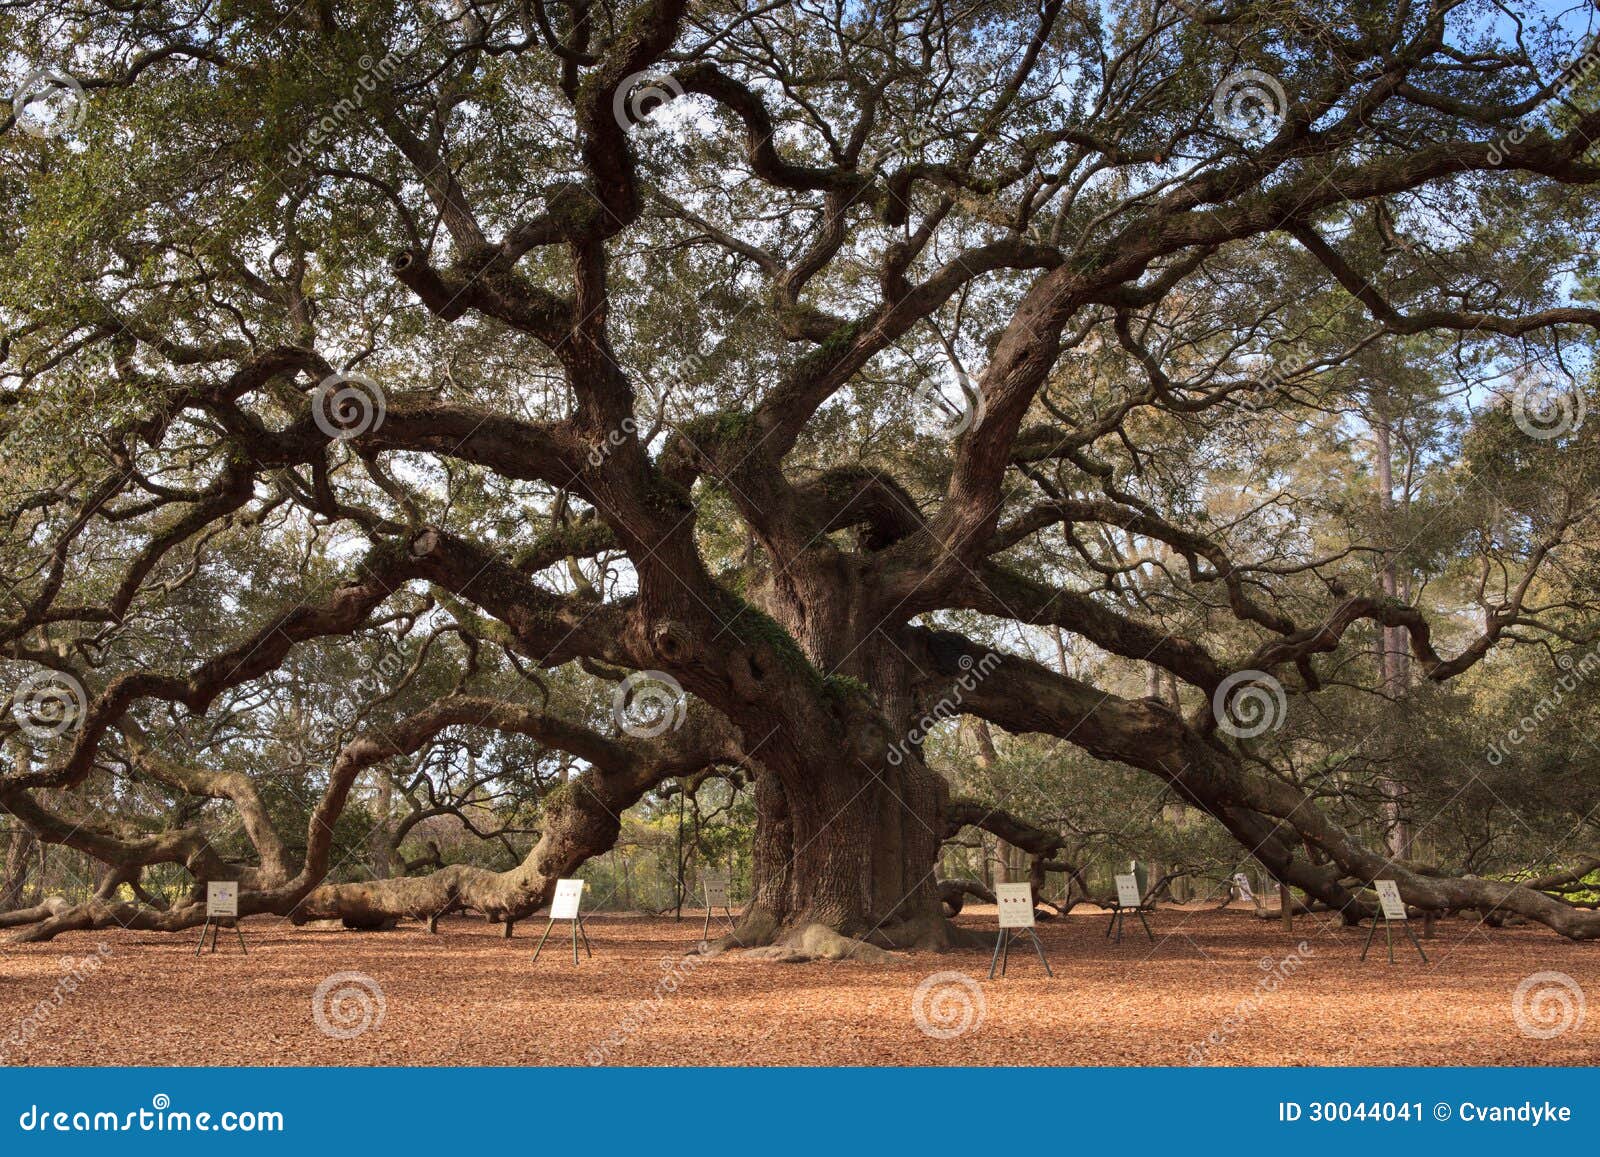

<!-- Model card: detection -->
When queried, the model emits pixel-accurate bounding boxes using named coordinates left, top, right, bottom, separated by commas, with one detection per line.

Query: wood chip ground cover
left=1, top=905, right=1594, bottom=1066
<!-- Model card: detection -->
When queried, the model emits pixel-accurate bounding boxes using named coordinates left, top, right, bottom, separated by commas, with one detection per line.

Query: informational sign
left=1114, top=873, right=1142, bottom=908
left=702, top=870, right=730, bottom=909
left=995, top=882, right=1036, bottom=928
left=206, top=881, right=238, bottom=918
left=1374, top=879, right=1407, bottom=921
left=1232, top=873, right=1255, bottom=903
left=551, top=878, right=584, bottom=920
left=989, top=882, right=1052, bottom=978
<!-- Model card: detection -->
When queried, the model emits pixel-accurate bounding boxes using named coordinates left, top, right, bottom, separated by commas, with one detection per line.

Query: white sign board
left=995, top=882, right=1036, bottom=928
left=1114, top=873, right=1143, bottom=908
left=1374, top=879, right=1407, bottom=921
left=206, top=881, right=238, bottom=918
left=702, top=870, right=730, bottom=908
left=551, top=878, right=584, bottom=920
left=1232, top=873, right=1255, bottom=903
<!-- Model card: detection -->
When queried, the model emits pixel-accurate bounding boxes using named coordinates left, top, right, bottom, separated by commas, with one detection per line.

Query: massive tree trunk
left=727, top=583, right=960, bottom=952
left=738, top=750, right=952, bottom=951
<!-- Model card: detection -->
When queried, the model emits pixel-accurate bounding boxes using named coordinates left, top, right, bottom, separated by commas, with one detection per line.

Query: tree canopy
left=3, top=0, right=1600, bottom=950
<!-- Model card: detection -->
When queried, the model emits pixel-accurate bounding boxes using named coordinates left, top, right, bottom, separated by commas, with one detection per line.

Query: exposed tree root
left=707, top=905, right=983, bottom=960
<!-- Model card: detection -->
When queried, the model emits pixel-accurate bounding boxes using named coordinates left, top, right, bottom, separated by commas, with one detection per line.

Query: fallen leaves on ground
left=1, top=904, right=1595, bottom=1066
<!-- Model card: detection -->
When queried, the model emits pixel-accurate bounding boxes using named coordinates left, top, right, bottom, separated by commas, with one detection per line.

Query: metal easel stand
left=1104, top=903, right=1154, bottom=944
left=701, top=904, right=737, bottom=945
left=1360, top=911, right=1428, bottom=964
left=988, top=927, right=1053, bottom=979
left=532, top=915, right=594, bottom=965
left=195, top=917, right=247, bottom=955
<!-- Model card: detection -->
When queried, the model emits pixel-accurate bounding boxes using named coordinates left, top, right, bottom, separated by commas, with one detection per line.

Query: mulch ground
left=2, top=903, right=1596, bottom=1066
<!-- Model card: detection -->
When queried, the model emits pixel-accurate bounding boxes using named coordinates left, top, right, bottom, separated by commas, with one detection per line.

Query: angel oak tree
left=3, top=0, right=1600, bottom=952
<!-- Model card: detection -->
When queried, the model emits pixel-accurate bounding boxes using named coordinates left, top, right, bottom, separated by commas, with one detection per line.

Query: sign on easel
left=1362, top=879, right=1427, bottom=964
left=996, top=882, right=1035, bottom=928
left=1106, top=873, right=1154, bottom=943
left=208, top=881, right=238, bottom=917
left=700, top=869, right=735, bottom=943
left=551, top=878, right=583, bottom=919
left=534, top=878, right=593, bottom=964
left=196, top=881, right=246, bottom=955
left=1375, top=880, right=1407, bottom=920
left=989, top=883, right=1052, bottom=978
left=703, top=870, right=729, bottom=909
left=1232, top=873, right=1255, bottom=903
